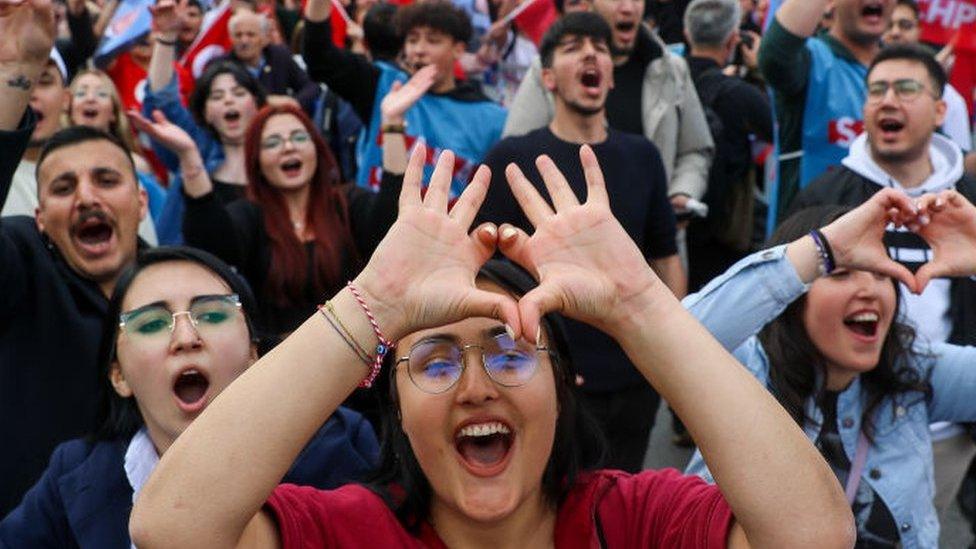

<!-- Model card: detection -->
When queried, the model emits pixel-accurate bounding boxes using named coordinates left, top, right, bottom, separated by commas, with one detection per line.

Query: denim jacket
left=142, top=76, right=225, bottom=245
left=682, top=245, right=976, bottom=549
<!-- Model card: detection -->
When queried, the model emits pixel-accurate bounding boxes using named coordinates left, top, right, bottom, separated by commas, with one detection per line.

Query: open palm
left=127, top=109, right=196, bottom=156
left=355, top=145, right=520, bottom=341
left=498, top=146, right=664, bottom=340
left=379, top=65, right=438, bottom=122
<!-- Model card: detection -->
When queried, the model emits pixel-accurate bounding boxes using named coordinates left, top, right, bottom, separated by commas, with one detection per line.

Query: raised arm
left=0, top=0, right=55, bottom=320
left=147, top=0, right=187, bottom=92
left=128, top=109, right=215, bottom=199
left=302, top=0, right=380, bottom=124
left=757, top=0, right=819, bottom=97
left=686, top=188, right=921, bottom=352
left=495, top=147, right=854, bottom=548
left=129, top=146, right=519, bottom=547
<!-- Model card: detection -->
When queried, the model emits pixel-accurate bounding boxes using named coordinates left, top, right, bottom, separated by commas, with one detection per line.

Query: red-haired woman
left=130, top=101, right=402, bottom=341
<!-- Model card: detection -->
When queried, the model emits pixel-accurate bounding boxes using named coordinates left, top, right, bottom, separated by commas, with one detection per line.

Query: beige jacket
left=502, top=30, right=714, bottom=200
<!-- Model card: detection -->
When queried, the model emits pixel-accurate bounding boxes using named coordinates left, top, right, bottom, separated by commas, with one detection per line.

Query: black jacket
left=791, top=166, right=976, bottom=346
left=182, top=172, right=401, bottom=338
left=0, top=113, right=112, bottom=515
left=222, top=44, right=321, bottom=115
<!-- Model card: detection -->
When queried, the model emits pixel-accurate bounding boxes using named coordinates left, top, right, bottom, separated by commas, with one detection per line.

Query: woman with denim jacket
left=685, top=188, right=976, bottom=548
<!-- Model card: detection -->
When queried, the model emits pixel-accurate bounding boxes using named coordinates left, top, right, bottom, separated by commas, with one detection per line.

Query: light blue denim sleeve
left=682, top=245, right=809, bottom=352
left=923, top=342, right=976, bottom=423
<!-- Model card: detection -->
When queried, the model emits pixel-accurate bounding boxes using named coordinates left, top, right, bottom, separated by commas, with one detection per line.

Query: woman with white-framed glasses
left=0, top=247, right=379, bottom=547
left=130, top=144, right=856, bottom=547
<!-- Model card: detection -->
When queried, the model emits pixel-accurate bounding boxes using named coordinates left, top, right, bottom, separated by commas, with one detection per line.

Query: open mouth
left=615, top=21, right=636, bottom=33
left=31, top=107, right=45, bottom=123
left=862, top=2, right=884, bottom=19
left=223, top=110, right=241, bottom=124
left=580, top=68, right=602, bottom=89
left=878, top=118, right=905, bottom=138
left=454, top=421, right=514, bottom=475
left=82, top=107, right=100, bottom=119
left=72, top=212, right=115, bottom=256
left=173, top=368, right=210, bottom=412
left=843, top=311, right=880, bottom=339
left=280, top=158, right=303, bottom=177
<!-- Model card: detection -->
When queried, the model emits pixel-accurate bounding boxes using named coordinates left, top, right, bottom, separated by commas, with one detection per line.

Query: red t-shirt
left=266, top=468, right=734, bottom=548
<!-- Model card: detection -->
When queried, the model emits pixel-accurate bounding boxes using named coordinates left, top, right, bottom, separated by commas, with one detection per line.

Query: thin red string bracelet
left=346, top=282, right=395, bottom=388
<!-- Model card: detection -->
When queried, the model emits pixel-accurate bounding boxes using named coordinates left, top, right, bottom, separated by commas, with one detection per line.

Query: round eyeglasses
left=259, top=130, right=311, bottom=151
left=118, top=294, right=242, bottom=345
left=395, top=331, right=550, bottom=394
left=866, top=78, right=936, bottom=104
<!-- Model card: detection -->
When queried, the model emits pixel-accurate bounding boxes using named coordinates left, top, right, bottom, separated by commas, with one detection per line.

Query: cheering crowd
left=1, top=0, right=976, bottom=546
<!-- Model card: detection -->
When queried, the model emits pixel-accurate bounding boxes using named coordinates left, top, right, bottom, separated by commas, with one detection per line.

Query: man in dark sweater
left=0, top=1, right=149, bottom=514
left=479, top=13, right=681, bottom=472
left=221, top=9, right=320, bottom=115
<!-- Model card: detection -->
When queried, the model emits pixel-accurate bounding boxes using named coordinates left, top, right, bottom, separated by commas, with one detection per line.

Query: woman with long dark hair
left=0, top=247, right=378, bottom=546
left=130, top=145, right=855, bottom=548
left=131, top=102, right=400, bottom=339
left=142, top=0, right=270, bottom=243
left=685, top=189, right=976, bottom=547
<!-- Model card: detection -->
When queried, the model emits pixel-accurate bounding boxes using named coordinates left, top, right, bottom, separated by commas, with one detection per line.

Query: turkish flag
left=514, top=0, right=557, bottom=46
left=180, top=0, right=233, bottom=80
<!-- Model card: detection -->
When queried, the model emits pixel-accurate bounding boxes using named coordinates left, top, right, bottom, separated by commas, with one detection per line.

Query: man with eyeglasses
left=792, top=46, right=976, bottom=522
left=0, top=0, right=154, bottom=514
left=882, top=0, right=972, bottom=153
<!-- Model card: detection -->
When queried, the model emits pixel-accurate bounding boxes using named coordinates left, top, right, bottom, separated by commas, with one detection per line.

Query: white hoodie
left=841, top=132, right=965, bottom=346
left=843, top=132, right=967, bottom=439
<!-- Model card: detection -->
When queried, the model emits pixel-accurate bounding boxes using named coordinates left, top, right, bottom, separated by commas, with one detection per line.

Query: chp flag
left=181, top=0, right=234, bottom=79
left=918, top=0, right=976, bottom=115
left=93, top=0, right=154, bottom=67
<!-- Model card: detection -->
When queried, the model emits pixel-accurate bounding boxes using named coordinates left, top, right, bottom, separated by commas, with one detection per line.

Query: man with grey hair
left=683, top=0, right=771, bottom=292
left=220, top=9, right=320, bottom=114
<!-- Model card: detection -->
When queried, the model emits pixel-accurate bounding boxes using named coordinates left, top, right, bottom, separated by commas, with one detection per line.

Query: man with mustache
left=759, top=0, right=895, bottom=225
left=0, top=0, right=149, bottom=515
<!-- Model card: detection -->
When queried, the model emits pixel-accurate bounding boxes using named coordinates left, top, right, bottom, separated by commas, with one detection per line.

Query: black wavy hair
left=394, top=0, right=472, bottom=44
left=90, top=246, right=260, bottom=442
left=364, top=2, right=401, bottom=62
left=539, top=12, right=612, bottom=68
left=364, top=259, right=606, bottom=532
left=189, top=60, right=269, bottom=140
left=759, top=206, right=931, bottom=441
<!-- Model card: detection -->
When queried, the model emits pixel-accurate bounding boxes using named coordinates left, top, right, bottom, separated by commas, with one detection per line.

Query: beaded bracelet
left=346, top=282, right=395, bottom=388
left=808, top=229, right=836, bottom=276
left=317, top=302, right=372, bottom=366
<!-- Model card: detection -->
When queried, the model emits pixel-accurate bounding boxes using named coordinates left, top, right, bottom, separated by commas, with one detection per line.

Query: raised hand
left=127, top=109, right=197, bottom=156
left=380, top=65, right=437, bottom=124
left=497, top=145, right=666, bottom=341
left=913, top=190, right=976, bottom=291
left=0, top=0, right=56, bottom=130
left=0, top=0, right=56, bottom=69
left=149, top=0, right=188, bottom=35
left=353, top=145, right=520, bottom=341
left=819, top=187, right=919, bottom=292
